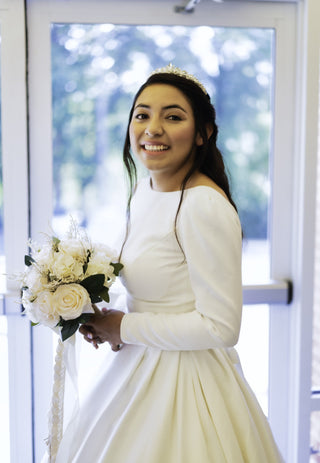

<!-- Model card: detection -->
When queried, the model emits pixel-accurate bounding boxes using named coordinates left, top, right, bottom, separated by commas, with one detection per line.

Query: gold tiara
left=151, top=63, right=208, bottom=95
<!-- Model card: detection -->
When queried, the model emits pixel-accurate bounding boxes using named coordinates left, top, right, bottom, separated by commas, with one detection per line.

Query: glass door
left=27, top=1, right=298, bottom=460
left=50, top=22, right=276, bottom=413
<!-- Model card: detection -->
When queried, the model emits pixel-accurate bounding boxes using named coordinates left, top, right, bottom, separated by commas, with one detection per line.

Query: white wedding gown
left=54, top=177, right=284, bottom=463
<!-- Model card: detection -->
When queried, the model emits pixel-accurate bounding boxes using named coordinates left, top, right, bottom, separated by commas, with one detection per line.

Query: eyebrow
left=134, top=103, right=187, bottom=113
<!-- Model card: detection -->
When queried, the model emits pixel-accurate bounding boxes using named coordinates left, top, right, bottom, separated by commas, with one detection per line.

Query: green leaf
left=99, top=287, right=110, bottom=303
left=83, top=249, right=91, bottom=274
left=25, top=255, right=35, bottom=267
left=59, top=312, right=93, bottom=341
left=80, top=274, right=105, bottom=294
left=80, top=275, right=106, bottom=303
left=61, top=320, right=79, bottom=341
left=52, top=236, right=60, bottom=248
left=31, top=321, right=39, bottom=327
left=110, top=262, right=123, bottom=276
left=90, top=295, right=102, bottom=304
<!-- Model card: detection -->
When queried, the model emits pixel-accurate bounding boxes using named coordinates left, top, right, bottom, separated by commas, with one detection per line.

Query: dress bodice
left=119, top=177, right=243, bottom=351
left=120, top=181, right=194, bottom=314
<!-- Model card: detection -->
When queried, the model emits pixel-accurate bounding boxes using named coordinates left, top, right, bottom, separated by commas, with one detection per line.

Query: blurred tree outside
left=51, top=24, right=273, bottom=408
left=51, top=24, right=274, bottom=242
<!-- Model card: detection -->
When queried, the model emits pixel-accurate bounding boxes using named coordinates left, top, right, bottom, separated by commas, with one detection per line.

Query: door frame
left=22, top=0, right=319, bottom=461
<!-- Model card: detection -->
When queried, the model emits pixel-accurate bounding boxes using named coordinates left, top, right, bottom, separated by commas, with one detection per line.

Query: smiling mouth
left=143, top=144, right=169, bottom=152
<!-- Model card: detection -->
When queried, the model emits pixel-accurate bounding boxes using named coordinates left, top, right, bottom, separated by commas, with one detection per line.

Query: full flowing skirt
left=54, top=344, right=283, bottom=463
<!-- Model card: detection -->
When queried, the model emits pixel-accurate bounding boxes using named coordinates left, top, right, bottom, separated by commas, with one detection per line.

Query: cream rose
left=50, top=252, right=84, bottom=281
left=23, top=266, right=48, bottom=297
left=86, top=244, right=117, bottom=287
left=23, top=290, right=60, bottom=328
left=33, top=245, right=53, bottom=266
left=53, top=283, right=92, bottom=320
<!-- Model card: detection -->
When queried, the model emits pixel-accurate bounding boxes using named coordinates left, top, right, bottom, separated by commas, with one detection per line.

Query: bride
left=50, top=64, right=284, bottom=463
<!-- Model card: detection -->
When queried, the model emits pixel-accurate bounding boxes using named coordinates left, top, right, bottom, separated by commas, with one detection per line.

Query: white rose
left=23, top=290, right=60, bottom=328
left=50, top=252, right=84, bottom=281
left=23, top=266, right=50, bottom=296
left=93, top=243, right=116, bottom=257
left=86, top=245, right=117, bottom=287
left=53, top=284, right=92, bottom=320
left=86, top=258, right=111, bottom=275
left=34, top=245, right=53, bottom=266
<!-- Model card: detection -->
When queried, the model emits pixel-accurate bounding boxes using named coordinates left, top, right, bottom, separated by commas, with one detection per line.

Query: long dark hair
left=119, top=71, right=237, bottom=259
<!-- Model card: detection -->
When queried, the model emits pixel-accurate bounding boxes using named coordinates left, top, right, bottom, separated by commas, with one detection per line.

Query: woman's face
left=129, top=83, right=202, bottom=187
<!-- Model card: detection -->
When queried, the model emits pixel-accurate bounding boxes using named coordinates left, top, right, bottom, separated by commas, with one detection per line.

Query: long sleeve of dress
left=120, top=188, right=243, bottom=351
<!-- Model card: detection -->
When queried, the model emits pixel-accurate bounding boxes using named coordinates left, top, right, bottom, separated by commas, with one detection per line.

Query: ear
left=195, top=124, right=214, bottom=146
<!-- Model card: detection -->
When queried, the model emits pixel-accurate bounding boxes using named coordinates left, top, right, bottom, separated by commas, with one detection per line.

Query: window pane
left=51, top=23, right=274, bottom=408
left=237, top=305, right=269, bottom=414
left=0, top=32, right=10, bottom=462
left=312, top=87, right=320, bottom=392
left=312, top=233, right=320, bottom=391
left=310, top=410, right=320, bottom=461
left=0, top=317, right=10, bottom=462
left=0, top=30, right=5, bottom=293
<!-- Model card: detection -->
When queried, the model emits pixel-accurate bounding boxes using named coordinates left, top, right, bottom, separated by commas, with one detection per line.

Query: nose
left=144, top=117, right=164, bottom=137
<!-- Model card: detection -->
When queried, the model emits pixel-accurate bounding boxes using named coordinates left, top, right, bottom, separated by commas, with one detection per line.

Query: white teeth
left=144, top=144, right=169, bottom=152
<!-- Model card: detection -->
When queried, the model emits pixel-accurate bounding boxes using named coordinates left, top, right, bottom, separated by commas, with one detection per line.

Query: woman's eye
left=135, top=113, right=148, bottom=120
left=167, top=115, right=182, bottom=121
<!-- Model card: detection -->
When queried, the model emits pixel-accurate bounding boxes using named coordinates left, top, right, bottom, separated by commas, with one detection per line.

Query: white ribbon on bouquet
left=46, top=334, right=80, bottom=462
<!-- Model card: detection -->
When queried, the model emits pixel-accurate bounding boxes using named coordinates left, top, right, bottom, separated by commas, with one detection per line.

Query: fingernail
left=87, top=333, right=92, bottom=340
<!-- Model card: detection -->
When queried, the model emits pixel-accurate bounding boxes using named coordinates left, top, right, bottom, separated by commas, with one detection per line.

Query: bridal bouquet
left=20, top=221, right=123, bottom=341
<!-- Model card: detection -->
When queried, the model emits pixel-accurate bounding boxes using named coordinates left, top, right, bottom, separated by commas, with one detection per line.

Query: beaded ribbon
left=46, top=338, right=66, bottom=462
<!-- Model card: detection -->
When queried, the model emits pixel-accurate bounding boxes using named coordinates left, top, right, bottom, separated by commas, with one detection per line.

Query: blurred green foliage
left=51, top=24, right=274, bottom=238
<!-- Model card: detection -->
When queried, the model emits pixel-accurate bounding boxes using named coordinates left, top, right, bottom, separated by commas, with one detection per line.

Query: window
left=311, top=75, right=320, bottom=461
left=0, top=27, right=10, bottom=462
left=0, top=316, right=10, bottom=462
left=50, top=23, right=274, bottom=411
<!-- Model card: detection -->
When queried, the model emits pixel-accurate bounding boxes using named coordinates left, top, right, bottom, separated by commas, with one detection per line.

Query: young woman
left=56, top=65, right=284, bottom=462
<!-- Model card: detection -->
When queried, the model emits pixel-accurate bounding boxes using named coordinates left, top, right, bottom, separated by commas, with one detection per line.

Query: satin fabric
left=53, top=178, right=283, bottom=462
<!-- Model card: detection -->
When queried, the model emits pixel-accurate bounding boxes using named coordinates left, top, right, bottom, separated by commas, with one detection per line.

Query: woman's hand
left=79, top=305, right=125, bottom=351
